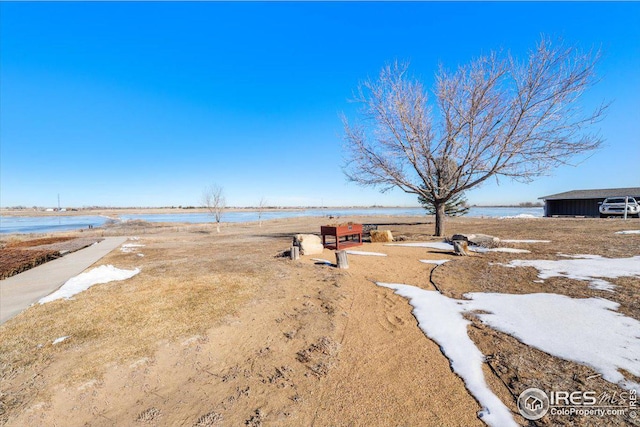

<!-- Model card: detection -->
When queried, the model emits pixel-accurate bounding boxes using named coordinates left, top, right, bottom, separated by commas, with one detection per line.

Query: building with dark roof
left=539, top=187, right=640, bottom=217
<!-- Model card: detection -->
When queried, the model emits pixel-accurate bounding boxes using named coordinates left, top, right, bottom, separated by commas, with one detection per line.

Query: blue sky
left=1, top=2, right=638, bottom=208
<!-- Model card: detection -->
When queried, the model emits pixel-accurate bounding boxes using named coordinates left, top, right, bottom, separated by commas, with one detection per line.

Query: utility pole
left=58, top=193, right=60, bottom=211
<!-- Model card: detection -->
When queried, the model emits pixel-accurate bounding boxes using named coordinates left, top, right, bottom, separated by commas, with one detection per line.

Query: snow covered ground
left=121, top=243, right=145, bottom=253
left=500, top=239, right=551, bottom=243
left=345, top=250, right=387, bottom=257
left=39, top=265, right=140, bottom=304
left=498, top=214, right=539, bottom=219
left=386, top=242, right=454, bottom=250
left=52, top=336, right=70, bottom=345
left=500, top=255, right=640, bottom=291
left=464, top=292, right=640, bottom=392
left=377, top=283, right=518, bottom=427
left=474, top=247, right=531, bottom=254
left=377, top=283, right=640, bottom=426
left=385, top=242, right=530, bottom=254
left=615, top=230, right=640, bottom=235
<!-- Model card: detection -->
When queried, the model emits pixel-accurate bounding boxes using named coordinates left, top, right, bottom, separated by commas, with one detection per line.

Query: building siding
left=544, top=195, right=640, bottom=217
left=545, top=198, right=603, bottom=217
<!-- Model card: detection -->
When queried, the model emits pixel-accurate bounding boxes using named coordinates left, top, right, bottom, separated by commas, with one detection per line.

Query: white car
left=599, top=197, right=640, bottom=218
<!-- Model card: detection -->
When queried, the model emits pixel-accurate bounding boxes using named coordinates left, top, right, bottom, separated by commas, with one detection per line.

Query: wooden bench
left=321, top=224, right=363, bottom=250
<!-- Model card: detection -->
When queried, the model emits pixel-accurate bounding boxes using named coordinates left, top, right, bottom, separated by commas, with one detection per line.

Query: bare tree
left=257, top=197, right=268, bottom=227
left=343, top=37, right=606, bottom=236
left=202, top=184, right=225, bottom=232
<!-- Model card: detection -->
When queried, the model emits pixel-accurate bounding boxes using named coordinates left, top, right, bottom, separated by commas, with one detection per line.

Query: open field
left=1, top=215, right=639, bottom=426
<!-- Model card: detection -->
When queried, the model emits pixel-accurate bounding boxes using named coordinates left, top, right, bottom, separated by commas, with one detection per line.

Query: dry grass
left=3, top=236, right=75, bottom=248
left=0, top=249, right=61, bottom=280
left=0, top=229, right=269, bottom=420
left=0, top=237, right=104, bottom=280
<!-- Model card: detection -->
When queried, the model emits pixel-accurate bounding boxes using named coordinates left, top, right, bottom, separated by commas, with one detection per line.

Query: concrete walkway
left=0, top=236, right=128, bottom=324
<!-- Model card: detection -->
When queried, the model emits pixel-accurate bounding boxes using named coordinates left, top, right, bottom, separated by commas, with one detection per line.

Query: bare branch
left=257, top=197, right=267, bottom=227
left=202, top=184, right=226, bottom=232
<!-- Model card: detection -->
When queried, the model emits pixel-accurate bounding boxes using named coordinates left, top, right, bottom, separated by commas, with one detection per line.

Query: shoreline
left=0, top=205, right=542, bottom=218
left=0, top=207, right=546, bottom=235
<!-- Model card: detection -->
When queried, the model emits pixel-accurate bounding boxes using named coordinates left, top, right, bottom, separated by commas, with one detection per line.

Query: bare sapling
left=202, top=184, right=226, bottom=233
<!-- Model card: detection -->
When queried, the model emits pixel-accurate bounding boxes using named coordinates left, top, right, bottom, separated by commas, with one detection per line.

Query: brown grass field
left=0, top=237, right=104, bottom=280
left=0, top=214, right=639, bottom=426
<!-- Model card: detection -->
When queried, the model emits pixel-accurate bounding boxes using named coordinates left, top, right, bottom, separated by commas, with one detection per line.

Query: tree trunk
left=434, top=202, right=446, bottom=237
left=335, top=250, right=349, bottom=269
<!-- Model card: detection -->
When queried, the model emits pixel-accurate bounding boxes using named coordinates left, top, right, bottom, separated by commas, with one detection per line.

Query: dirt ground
left=0, top=215, right=639, bottom=426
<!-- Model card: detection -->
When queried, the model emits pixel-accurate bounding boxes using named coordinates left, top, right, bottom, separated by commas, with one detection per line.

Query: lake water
left=0, top=215, right=109, bottom=234
left=0, top=207, right=543, bottom=234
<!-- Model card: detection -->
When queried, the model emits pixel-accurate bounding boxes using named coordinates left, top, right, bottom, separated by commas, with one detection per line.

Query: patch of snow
left=591, top=283, right=616, bottom=292
left=498, top=214, right=538, bottom=219
left=385, top=242, right=454, bottom=250
left=500, top=239, right=550, bottom=243
left=615, top=230, right=640, bottom=235
left=377, top=283, right=518, bottom=427
left=345, top=250, right=387, bottom=257
left=533, top=280, right=544, bottom=283
left=387, top=241, right=529, bottom=254
left=52, top=336, right=70, bottom=345
left=39, top=265, right=140, bottom=304
left=557, top=253, right=601, bottom=259
left=464, top=292, right=640, bottom=393
left=137, top=253, right=145, bottom=257
left=129, top=236, right=140, bottom=241
left=121, top=243, right=145, bottom=253
left=419, top=259, right=450, bottom=265
left=484, top=248, right=531, bottom=254
left=489, top=262, right=515, bottom=268
left=503, top=255, right=640, bottom=292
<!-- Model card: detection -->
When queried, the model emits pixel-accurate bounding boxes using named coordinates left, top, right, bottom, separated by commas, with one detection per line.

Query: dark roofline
left=540, top=187, right=640, bottom=200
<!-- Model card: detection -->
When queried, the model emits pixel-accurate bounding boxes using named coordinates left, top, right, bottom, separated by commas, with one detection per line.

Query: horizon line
left=0, top=204, right=544, bottom=211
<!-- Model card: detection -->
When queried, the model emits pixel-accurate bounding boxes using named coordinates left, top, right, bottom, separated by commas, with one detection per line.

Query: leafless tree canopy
left=202, top=184, right=225, bottom=232
left=343, top=37, right=606, bottom=236
left=257, top=197, right=267, bottom=227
